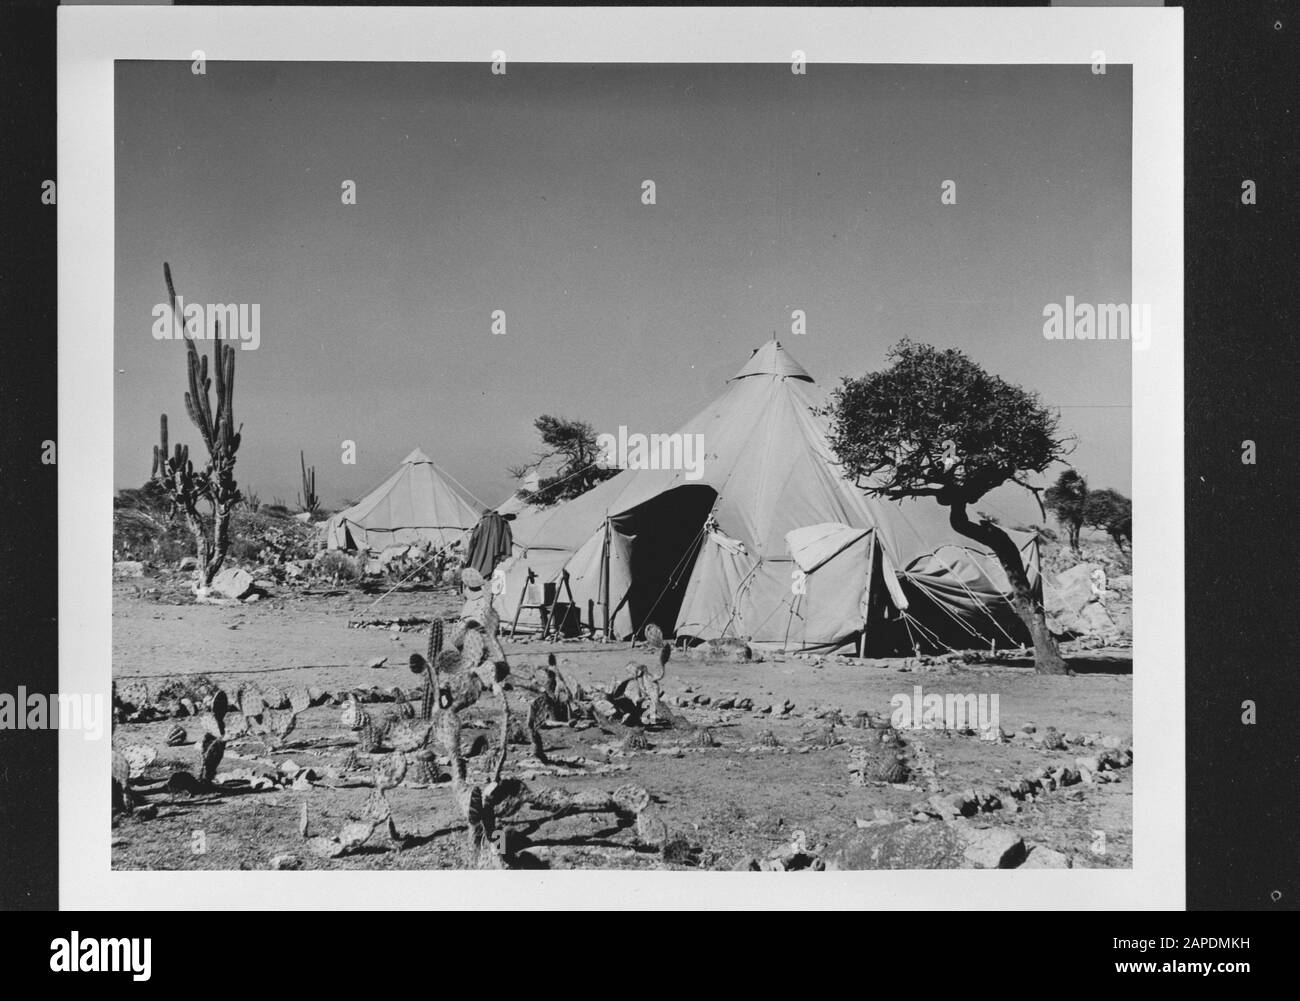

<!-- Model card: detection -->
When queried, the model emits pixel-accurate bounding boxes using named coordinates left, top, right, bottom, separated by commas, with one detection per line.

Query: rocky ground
left=110, top=539, right=1132, bottom=872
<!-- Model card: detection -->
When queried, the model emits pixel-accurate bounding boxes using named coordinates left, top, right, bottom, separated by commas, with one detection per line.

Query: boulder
left=959, top=827, right=1028, bottom=869
left=177, top=556, right=198, bottom=571
left=1021, top=846, right=1072, bottom=869
left=209, top=567, right=255, bottom=600
left=114, top=679, right=151, bottom=712
left=113, top=560, right=146, bottom=578
left=823, top=821, right=1026, bottom=870
left=1077, top=602, right=1115, bottom=634
left=1044, top=562, right=1119, bottom=637
left=929, top=792, right=976, bottom=818
left=686, top=637, right=753, bottom=663
left=1045, top=563, right=1098, bottom=614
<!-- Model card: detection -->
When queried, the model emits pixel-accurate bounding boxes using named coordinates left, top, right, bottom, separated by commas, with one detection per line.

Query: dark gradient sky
left=115, top=61, right=1132, bottom=510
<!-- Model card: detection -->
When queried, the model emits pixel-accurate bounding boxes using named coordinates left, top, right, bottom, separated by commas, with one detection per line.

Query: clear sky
left=115, top=61, right=1132, bottom=510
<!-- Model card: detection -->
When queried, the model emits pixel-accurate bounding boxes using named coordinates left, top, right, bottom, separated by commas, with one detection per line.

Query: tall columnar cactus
left=298, top=450, right=319, bottom=516
left=151, top=262, right=243, bottom=590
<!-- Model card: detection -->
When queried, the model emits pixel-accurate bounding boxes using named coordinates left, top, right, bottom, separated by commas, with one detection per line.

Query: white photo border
left=59, top=5, right=1183, bottom=910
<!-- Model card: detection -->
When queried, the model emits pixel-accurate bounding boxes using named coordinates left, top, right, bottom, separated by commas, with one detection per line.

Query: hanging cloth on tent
left=465, top=510, right=514, bottom=577
left=704, top=516, right=749, bottom=558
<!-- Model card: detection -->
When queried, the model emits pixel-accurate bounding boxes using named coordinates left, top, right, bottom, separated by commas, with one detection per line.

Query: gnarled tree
left=1084, top=487, right=1131, bottom=551
left=150, top=263, right=242, bottom=591
left=508, top=415, right=619, bottom=507
left=822, top=339, right=1071, bottom=674
left=1044, top=469, right=1089, bottom=554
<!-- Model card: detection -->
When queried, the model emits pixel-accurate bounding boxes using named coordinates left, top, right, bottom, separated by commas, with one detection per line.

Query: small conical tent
left=325, top=448, right=482, bottom=552
left=496, top=341, right=1044, bottom=653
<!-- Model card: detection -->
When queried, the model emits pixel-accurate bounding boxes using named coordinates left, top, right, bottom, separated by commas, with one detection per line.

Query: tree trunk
left=207, top=502, right=232, bottom=585
left=949, top=503, right=1069, bottom=675
left=181, top=506, right=213, bottom=590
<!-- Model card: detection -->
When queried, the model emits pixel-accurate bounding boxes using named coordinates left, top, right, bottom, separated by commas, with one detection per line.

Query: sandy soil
left=111, top=574, right=1133, bottom=871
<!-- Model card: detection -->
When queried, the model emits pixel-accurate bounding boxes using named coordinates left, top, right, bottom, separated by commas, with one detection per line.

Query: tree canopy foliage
left=510, top=415, right=620, bottom=507
left=1083, top=487, right=1132, bottom=550
left=1043, top=469, right=1089, bottom=552
left=822, top=339, right=1068, bottom=507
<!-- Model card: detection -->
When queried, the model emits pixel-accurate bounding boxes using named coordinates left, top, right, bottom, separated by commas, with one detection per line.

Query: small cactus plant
left=297, top=450, right=319, bottom=517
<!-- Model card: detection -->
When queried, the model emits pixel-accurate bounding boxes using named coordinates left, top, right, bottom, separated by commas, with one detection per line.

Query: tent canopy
left=325, top=447, right=483, bottom=552
left=497, top=341, right=1046, bottom=653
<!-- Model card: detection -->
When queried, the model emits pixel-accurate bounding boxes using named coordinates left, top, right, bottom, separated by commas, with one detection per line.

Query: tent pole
left=859, top=539, right=875, bottom=659
left=782, top=594, right=799, bottom=655
left=600, top=518, right=611, bottom=642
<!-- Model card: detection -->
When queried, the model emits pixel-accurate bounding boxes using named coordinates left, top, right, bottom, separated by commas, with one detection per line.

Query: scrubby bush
left=152, top=674, right=223, bottom=705
left=314, top=551, right=362, bottom=582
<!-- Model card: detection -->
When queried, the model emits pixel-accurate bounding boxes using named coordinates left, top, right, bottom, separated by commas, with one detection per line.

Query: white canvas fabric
left=325, top=447, right=482, bottom=552
left=497, top=341, right=1045, bottom=651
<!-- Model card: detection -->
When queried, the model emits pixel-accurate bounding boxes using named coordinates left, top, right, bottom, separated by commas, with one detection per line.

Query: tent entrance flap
left=608, top=485, right=717, bottom=640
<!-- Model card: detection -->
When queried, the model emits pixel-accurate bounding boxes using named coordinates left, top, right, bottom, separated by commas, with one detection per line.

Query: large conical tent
left=325, top=448, right=483, bottom=552
left=497, top=341, right=1045, bottom=653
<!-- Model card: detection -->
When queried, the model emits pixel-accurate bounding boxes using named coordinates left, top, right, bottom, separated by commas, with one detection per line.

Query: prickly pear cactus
left=262, top=707, right=297, bottom=750
left=459, top=629, right=486, bottom=672
left=431, top=707, right=462, bottom=768
left=386, top=718, right=431, bottom=753
left=289, top=687, right=312, bottom=716
left=373, top=753, right=407, bottom=791
left=262, top=685, right=290, bottom=710
left=197, top=733, right=225, bottom=784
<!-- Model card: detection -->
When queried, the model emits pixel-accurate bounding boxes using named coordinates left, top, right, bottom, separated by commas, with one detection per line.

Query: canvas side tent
left=496, top=341, right=1045, bottom=654
left=325, top=448, right=483, bottom=552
